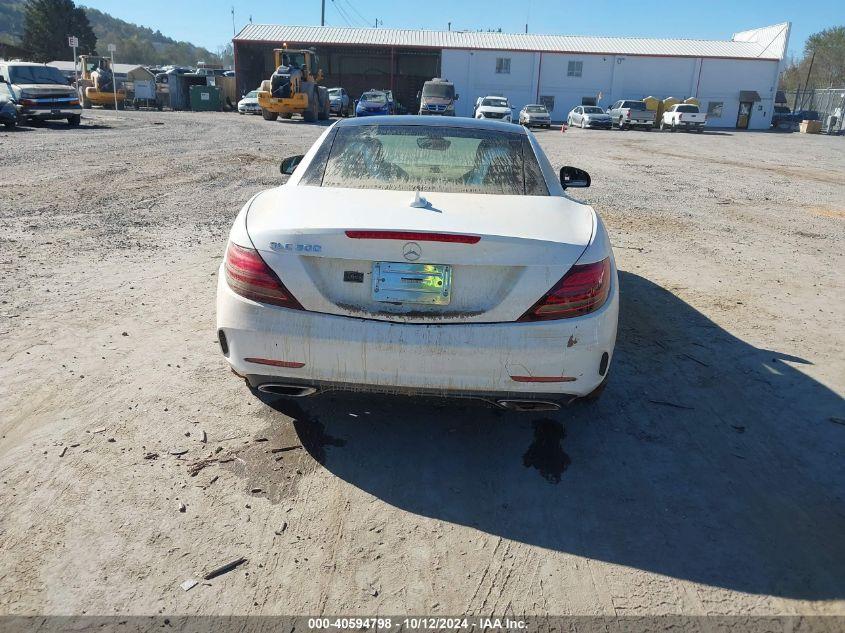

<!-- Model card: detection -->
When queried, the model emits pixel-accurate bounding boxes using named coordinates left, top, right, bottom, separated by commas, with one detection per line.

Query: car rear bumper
left=216, top=266, right=618, bottom=398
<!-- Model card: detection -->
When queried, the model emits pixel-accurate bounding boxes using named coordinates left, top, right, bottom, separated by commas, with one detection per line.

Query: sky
left=81, top=0, right=840, bottom=60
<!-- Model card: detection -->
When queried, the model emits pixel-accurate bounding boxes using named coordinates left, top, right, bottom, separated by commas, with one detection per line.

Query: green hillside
left=1, top=1, right=223, bottom=66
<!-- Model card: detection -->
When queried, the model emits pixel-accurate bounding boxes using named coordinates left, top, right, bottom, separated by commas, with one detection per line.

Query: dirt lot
left=1, top=111, right=843, bottom=617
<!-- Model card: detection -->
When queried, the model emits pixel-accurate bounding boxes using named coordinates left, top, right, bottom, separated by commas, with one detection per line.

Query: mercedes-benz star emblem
left=402, top=242, right=421, bottom=262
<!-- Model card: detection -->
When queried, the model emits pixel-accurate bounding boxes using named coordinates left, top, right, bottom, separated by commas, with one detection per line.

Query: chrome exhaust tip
left=256, top=384, right=318, bottom=397
left=496, top=399, right=561, bottom=412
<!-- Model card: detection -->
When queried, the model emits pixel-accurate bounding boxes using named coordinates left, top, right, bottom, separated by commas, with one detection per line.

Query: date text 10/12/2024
left=307, top=618, right=528, bottom=631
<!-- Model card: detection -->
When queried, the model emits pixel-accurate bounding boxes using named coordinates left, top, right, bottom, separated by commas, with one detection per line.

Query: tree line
left=16, top=0, right=226, bottom=67
left=780, top=26, right=845, bottom=92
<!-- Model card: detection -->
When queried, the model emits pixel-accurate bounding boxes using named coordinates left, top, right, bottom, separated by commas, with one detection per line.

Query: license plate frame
left=372, top=262, right=452, bottom=305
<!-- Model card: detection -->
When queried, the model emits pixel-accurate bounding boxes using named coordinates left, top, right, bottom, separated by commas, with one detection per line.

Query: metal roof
left=49, top=60, right=149, bottom=75
left=234, top=24, right=788, bottom=60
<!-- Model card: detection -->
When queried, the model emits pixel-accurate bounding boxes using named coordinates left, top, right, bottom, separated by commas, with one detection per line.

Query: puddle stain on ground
left=522, top=419, right=571, bottom=483
left=220, top=397, right=346, bottom=504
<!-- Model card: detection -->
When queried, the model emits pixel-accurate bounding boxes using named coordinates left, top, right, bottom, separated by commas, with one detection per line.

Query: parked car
left=0, top=61, right=81, bottom=126
left=519, top=104, right=551, bottom=128
left=771, top=105, right=792, bottom=128
left=0, top=97, right=17, bottom=129
left=216, top=116, right=618, bottom=409
left=237, top=90, right=261, bottom=115
left=607, top=100, right=655, bottom=130
left=328, top=87, right=351, bottom=116
left=792, top=109, right=820, bottom=122
left=418, top=78, right=457, bottom=116
left=567, top=105, right=612, bottom=129
left=355, top=90, right=391, bottom=117
left=475, top=96, right=513, bottom=122
left=660, top=103, right=706, bottom=132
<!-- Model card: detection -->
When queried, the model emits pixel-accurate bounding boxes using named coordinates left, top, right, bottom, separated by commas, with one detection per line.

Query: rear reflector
left=224, top=242, right=303, bottom=310
left=244, top=357, right=305, bottom=368
left=510, top=375, right=577, bottom=383
left=345, top=230, right=480, bottom=244
left=518, top=257, right=611, bottom=321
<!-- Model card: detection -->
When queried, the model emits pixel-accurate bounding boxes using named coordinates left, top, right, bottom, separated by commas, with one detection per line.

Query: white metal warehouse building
left=233, top=22, right=790, bottom=129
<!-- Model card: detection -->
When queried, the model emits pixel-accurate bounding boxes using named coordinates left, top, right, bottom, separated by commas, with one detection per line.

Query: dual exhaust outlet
left=256, top=383, right=318, bottom=397
left=256, top=383, right=562, bottom=412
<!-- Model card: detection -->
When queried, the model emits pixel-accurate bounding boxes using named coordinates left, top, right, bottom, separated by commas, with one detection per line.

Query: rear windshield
left=9, top=65, right=68, bottom=85
left=622, top=101, right=646, bottom=110
left=422, top=83, right=454, bottom=99
left=675, top=104, right=699, bottom=113
left=361, top=92, right=387, bottom=104
left=482, top=98, right=508, bottom=108
left=309, top=125, right=548, bottom=196
left=583, top=106, right=604, bottom=114
left=328, top=88, right=341, bottom=96
left=525, top=106, right=547, bottom=113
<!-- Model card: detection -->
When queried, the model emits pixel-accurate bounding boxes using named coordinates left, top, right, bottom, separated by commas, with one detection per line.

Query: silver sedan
left=567, top=106, right=612, bottom=129
left=519, top=104, right=551, bottom=128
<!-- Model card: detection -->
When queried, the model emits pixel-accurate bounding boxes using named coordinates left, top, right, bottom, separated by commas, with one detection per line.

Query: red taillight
left=224, top=242, right=302, bottom=310
left=345, top=230, right=480, bottom=244
left=626, top=111, right=631, bottom=119
left=518, top=258, right=611, bottom=322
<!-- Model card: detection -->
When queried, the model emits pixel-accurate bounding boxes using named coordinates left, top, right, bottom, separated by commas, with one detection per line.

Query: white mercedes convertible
left=216, top=116, right=618, bottom=410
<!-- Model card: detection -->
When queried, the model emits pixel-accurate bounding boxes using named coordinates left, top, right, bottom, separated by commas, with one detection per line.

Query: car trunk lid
left=246, top=186, right=594, bottom=323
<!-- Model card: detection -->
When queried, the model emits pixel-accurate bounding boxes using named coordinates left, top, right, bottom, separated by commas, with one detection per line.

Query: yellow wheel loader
left=257, top=49, right=330, bottom=122
left=76, top=55, right=125, bottom=109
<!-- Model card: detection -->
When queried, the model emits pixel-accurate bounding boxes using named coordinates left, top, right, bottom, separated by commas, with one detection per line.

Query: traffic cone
left=560, top=122, right=567, bottom=132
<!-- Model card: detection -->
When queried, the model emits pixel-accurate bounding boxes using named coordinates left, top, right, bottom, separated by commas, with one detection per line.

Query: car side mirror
left=280, top=155, right=304, bottom=175
left=416, top=91, right=421, bottom=99
left=0, top=75, right=5, bottom=83
left=605, top=108, right=610, bottom=113
left=560, top=166, right=591, bottom=189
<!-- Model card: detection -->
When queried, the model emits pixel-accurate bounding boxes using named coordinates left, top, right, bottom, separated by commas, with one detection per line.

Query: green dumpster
left=189, top=85, right=221, bottom=112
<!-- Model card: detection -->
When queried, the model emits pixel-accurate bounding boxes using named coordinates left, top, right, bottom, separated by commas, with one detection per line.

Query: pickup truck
left=660, top=103, right=706, bottom=132
left=608, top=100, right=655, bottom=130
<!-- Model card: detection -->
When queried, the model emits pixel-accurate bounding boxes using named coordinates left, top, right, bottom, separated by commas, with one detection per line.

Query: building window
left=495, top=58, right=511, bottom=74
left=539, top=95, right=555, bottom=112
left=567, top=61, right=583, bottom=77
left=707, top=101, right=724, bottom=118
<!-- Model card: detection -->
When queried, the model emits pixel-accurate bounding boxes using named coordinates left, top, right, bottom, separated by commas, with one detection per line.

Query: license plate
left=372, top=262, right=451, bottom=305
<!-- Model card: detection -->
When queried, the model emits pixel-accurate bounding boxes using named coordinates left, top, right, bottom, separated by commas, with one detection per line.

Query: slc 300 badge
left=270, top=242, right=322, bottom=253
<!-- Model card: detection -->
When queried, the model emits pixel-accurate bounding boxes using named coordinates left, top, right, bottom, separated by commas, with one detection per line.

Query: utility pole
left=795, top=50, right=815, bottom=112
left=448, top=22, right=451, bottom=31
left=375, top=19, right=382, bottom=28
left=231, top=6, right=235, bottom=36
left=525, top=24, right=528, bottom=33
left=321, top=0, right=326, bottom=26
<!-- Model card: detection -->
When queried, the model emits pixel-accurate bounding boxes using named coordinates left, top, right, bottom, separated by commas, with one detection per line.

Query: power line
left=343, top=0, right=373, bottom=27
left=330, top=0, right=354, bottom=27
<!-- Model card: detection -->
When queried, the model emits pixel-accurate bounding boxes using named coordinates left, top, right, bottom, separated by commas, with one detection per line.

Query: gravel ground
left=1, top=111, right=843, bottom=617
